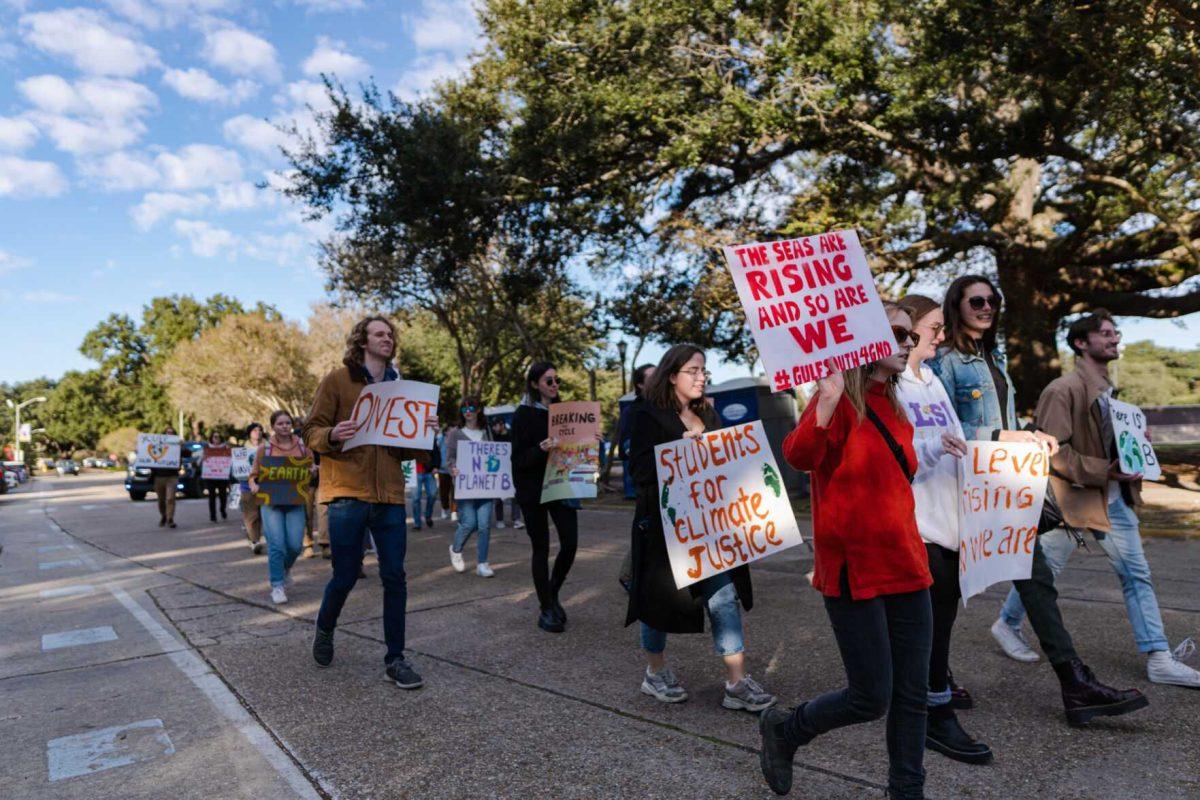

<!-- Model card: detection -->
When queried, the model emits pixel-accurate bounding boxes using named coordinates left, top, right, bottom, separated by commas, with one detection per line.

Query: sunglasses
left=542, top=376, right=559, bottom=385
left=892, top=326, right=920, bottom=347
left=967, top=294, right=1001, bottom=311
left=460, top=405, right=478, bottom=413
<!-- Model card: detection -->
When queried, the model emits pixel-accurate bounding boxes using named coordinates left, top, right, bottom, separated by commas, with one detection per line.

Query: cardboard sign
left=1109, top=398, right=1161, bottom=481
left=135, top=433, right=181, bottom=469
left=402, top=460, right=416, bottom=490
left=958, top=442, right=1049, bottom=602
left=541, top=401, right=601, bottom=503
left=722, top=230, right=895, bottom=392
left=230, top=447, right=253, bottom=480
left=455, top=440, right=515, bottom=499
left=254, top=454, right=314, bottom=506
left=341, top=379, right=440, bottom=451
left=655, top=420, right=803, bottom=589
left=201, top=446, right=232, bottom=480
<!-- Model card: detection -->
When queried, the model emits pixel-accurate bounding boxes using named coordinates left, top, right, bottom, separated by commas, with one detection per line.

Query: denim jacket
left=929, top=344, right=1018, bottom=441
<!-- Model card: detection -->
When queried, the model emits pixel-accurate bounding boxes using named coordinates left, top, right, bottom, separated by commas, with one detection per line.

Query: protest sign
left=402, top=460, right=417, bottom=490
left=253, top=454, right=314, bottom=506
left=201, top=445, right=232, bottom=480
left=135, top=433, right=181, bottom=469
left=1109, top=398, right=1161, bottom=481
left=722, top=230, right=895, bottom=392
left=455, top=440, right=515, bottom=499
left=341, top=379, right=440, bottom=451
left=958, top=441, right=1049, bottom=602
left=230, top=447, right=253, bottom=481
left=228, top=483, right=241, bottom=511
left=541, top=401, right=602, bottom=503
left=655, top=420, right=802, bottom=589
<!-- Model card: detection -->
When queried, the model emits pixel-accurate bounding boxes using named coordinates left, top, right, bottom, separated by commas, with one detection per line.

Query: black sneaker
left=759, top=706, right=799, bottom=795
left=385, top=657, right=424, bottom=689
left=312, top=626, right=334, bottom=667
left=537, top=607, right=564, bottom=633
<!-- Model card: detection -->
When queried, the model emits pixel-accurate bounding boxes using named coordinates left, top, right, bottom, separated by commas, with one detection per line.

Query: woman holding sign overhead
left=759, top=302, right=931, bottom=799
left=249, top=410, right=312, bottom=605
left=446, top=395, right=495, bottom=578
left=511, top=362, right=579, bottom=633
left=625, top=344, right=777, bottom=713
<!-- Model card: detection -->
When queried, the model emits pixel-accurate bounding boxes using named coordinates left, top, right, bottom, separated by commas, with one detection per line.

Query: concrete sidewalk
left=4, top=473, right=1199, bottom=799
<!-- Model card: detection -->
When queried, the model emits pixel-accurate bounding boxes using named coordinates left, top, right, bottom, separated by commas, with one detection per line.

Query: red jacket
left=783, top=381, right=932, bottom=600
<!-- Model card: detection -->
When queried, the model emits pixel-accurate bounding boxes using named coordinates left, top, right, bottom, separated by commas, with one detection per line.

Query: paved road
left=2, top=473, right=1198, bottom=799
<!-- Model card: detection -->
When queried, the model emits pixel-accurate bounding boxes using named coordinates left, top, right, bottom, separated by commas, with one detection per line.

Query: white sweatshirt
left=897, top=365, right=964, bottom=551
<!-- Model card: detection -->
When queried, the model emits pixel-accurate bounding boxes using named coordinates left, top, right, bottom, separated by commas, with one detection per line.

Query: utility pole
left=6, top=396, right=47, bottom=463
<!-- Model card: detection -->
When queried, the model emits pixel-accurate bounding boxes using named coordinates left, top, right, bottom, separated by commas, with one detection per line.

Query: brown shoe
left=303, top=546, right=316, bottom=559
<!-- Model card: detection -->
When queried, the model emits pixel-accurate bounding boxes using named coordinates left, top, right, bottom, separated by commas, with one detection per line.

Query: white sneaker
left=440, top=511, right=450, bottom=520
left=451, top=511, right=458, bottom=521
left=990, top=618, right=1040, bottom=662
left=271, top=586, right=288, bottom=604
left=495, top=521, right=506, bottom=529
left=477, top=562, right=495, bottom=578
left=449, top=545, right=465, bottom=573
left=1148, top=650, right=1200, bottom=688
left=513, top=520, right=524, bottom=529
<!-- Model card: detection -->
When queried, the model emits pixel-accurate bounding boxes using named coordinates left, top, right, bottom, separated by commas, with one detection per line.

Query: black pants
left=1011, top=537, right=1078, bottom=665
left=205, top=479, right=228, bottom=520
left=784, top=572, right=932, bottom=800
left=926, top=544, right=960, bottom=696
left=518, top=500, right=578, bottom=609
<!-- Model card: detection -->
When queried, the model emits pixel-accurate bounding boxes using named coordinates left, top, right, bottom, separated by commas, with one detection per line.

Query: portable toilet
left=706, top=376, right=807, bottom=498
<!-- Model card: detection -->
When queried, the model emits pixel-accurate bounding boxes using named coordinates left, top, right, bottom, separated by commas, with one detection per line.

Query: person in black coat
left=626, top=344, right=776, bottom=712
left=511, top=361, right=579, bottom=633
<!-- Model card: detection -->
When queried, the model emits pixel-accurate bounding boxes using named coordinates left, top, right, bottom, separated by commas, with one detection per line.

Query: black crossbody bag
left=865, top=406, right=914, bottom=484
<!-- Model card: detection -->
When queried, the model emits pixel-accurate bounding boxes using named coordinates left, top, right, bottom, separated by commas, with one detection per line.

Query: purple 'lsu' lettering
left=908, top=401, right=954, bottom=429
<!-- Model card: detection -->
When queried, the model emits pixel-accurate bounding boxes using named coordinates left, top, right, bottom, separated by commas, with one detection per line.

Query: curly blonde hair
left=342, top=315, right=396, bottom=370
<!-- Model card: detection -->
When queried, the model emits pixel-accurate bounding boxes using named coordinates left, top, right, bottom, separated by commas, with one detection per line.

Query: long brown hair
left=899, top=293, right=940, bottom=325
left=943, top=275, right=1001, bottom=355
left=643, top=344, right=718, bottom=426
left=842, top=302, right=909, bottom=420
left=458, top=394, right=486, bottom=429
left=342, top=315, right=396, bottom=370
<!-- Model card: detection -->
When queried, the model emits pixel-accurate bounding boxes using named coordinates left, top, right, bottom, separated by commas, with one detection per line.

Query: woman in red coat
left=759, top=302, right=933, bottom=800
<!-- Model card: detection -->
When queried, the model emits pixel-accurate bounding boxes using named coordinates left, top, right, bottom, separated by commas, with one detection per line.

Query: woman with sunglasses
left=511, top=362, right=579, bottom=633
left=626, top=344, right=776, bottom=712
left=445, top=395, right=496, bottom=578
left=897, top=294, right=993, bottom=766
left=759, top=302, right=932, bottom=799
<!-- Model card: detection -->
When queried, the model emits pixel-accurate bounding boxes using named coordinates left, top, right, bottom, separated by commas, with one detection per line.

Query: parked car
left=56, top=459, right=80, bottom=476
left=125, top=442, right=205, bottom=501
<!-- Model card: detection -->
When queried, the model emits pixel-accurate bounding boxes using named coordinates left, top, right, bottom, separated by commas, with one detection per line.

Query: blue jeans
left=316, top=499, right=409, bottom=663
left=640, top=571, right=744, bottom=657
left=452, top=498, right=492, bottom=562
left=261, top=504, right=305, bottom=587
left=999, top=492, right=1168, bottom=653
left=413, top=473, right=437, bottom=526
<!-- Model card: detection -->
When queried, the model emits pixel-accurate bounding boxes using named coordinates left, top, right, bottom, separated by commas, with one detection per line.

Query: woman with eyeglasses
left=625, top=344, right=777, bottom=712
left=897, top=294, right=993, bottom=766
left=759, top=302, right=932, bottom=799
left=511, top=362, right=580, bottom=633
left=445, top=395, right=496, bottom=578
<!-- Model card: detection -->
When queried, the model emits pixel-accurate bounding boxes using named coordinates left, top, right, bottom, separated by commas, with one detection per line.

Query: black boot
left=537, top=606, right=564, bottom=633
left=550, top=584, right=567, bottom=625
left=925, top=704, right=993, bottom=764
left=947, top=667, right=973, bottom=710
left=1053, top=658, right=1149, bottom=726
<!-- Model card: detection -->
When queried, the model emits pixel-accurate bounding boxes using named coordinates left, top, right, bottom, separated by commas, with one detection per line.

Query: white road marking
left=107, top=585, right=324, bottom=799
left=27, top=509, right=44, bottom=515
left=47, top=718, right=174, bottom=782
left=37, top=545, right=76, bottom=553
left=38, top=559, right=84, bottom=570
left=41, top=626, right=119, bottom=650
left=39, top=585, right=96, bottom=599
left=80, top=504, right=98, bottom=510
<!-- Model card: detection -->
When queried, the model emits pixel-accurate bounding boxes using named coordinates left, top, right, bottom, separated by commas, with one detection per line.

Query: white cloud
left=202, top=26, right=281, bottom=82
left=302, top=37, right=369, bottom=79
left=394, top=53, right=465, bottom=100
left=31, top=113, right=146, bottom=155
left=21, top=289, right=81, bottom=303
left=245, top=230, right=309, bottom=265
left=0, top=156, right=68, bottom=197
left=0, top=116, right=38, bottom=152
left=0, top=249, right=31, bottom=276
left=19, top=75, right=157, bottom=154
left=281, top=79, right=336, bottom=113
left=80, top=150, right=161, bottom=190
left=19, top=8, right=159, bottom=77
left=407, top=0, right=480, bottom=53
left=105, top=0, right=238, bottom=29
left=223, top=114, right=291, bottom=156
left=293, top=0, right=365, bottom=11
left=215, top=180, right=274, bottom=211
left=131, top=191, right=210, bottom=230
left=155, top=144, right=243, bottom=189
left=173, top=218, right=237, bottom=257
left=163, top=67, right=258, bottom=104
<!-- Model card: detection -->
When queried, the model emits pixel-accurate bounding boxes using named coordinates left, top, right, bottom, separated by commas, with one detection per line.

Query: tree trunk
left=995, top=260, right=1064, bottom=416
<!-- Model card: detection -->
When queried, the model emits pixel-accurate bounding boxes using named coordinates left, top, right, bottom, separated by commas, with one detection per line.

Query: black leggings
left=925, top=543, right=960, bottom=696
left=518, top=501, right=578, bottom=609
left=205, top=479, right=228, bottom=519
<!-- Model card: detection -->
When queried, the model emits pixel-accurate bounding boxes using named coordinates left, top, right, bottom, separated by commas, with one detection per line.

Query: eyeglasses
left=679, top=368, right=712, bottom=382
left=460, top=405, right=478, bottom=413
left=967, top=294, right=1001, bottom=311
left=892, top=326, right=920, bottom=347
left=926, top=322, right=945, bottom=335
left=542, top=376, right=559, bottom=385
left=1096, top=329, right=1122, bottom=340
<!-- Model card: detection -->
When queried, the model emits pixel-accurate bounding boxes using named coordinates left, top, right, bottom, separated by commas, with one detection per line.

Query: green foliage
left=1115, top=341, right=1200, bottom=406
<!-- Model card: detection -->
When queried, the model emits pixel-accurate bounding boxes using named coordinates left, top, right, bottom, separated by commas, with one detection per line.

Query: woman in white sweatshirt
left=897, top=294, right=993, bottom=766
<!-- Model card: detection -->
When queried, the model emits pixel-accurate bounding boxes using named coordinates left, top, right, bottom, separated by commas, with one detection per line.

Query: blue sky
left=1, top=1, right=1197, bottom=387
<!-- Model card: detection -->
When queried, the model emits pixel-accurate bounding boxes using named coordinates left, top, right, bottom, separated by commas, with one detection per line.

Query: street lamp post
left=6, top=396, right=47, bottom=463
left=617, top=340, right=628, bottom=396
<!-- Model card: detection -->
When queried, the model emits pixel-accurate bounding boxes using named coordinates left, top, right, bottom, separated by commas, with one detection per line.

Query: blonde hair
left=842, top=302, right=910, bottom=420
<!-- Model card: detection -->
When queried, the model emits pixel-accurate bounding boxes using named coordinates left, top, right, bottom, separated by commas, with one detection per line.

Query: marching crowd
left=143, top=275, right=1198, bottom=800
